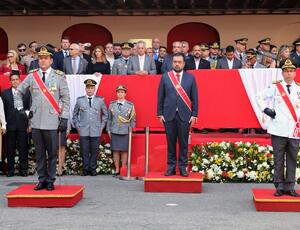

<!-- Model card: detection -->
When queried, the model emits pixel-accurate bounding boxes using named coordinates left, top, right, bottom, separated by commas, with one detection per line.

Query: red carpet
left=144, top=172, right=202, bottom=193
left=6, top=184, right=84, bottom=208
left=252, top=188, right=300, bottom=212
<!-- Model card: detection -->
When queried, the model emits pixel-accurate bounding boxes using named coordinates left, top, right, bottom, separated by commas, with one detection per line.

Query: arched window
left=167, top=22, right=220, bottom=52
left=62, top=23, right=113, bottom=49
left=0, top=27, right=8, bottom=60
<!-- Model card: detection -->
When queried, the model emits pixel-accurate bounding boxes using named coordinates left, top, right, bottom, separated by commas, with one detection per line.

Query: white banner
left=238, top=68, right=283, bottom=129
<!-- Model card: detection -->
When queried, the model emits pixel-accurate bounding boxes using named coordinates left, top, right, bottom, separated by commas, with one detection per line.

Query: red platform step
left=6, top=184, right=84, bottom=208
left=144, top=172, right=203, bottom=193
left=252, top=188, right=300, bottom=212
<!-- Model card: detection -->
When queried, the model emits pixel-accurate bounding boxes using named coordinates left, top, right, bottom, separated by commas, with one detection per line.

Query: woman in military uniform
left=107, top=85, right=136, bottom=177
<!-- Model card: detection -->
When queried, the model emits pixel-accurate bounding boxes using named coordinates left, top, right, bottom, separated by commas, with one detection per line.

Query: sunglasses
left=7, top=56, right=14, bottom=58
left=18, top=48, right=26, bottom=52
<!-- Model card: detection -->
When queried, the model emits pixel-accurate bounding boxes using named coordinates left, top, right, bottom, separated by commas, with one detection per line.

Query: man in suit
left=1, top=70, right=31, bottom=177
left=112, top=42, right=133, bottom=75
left=16, top=45, right=70, bottom=191
left=72, top=79, right=108, bottom=176
left=234, top=38, right=248, bottom=66
left=127, top=40, right=156, bottom=75
left=63, top=43, right=89, bottom=74
left=182, top=41, right=193, bottom=62
left=185, top=44, right=211, bottom=70
left=155, top=46, right=167, bottom=75
left=157, top=53, right=198, bottom=177
left=291, top=38, right=300, bottom=68
left=53, top=36, right=71, bottom=71
left=257, top=58, right=300, bottom=197
left=161, top=41, right=182, bottom=74
left=152, top=38, right=160, bottom=61
left=216, top=46, right=243, bottom=69
left=244, top=49, right=266, bottom=68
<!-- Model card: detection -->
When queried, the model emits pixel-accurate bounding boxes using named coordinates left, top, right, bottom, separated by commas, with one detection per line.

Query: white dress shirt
left=227, top=58, right=234, bottom=69
left=138, top=54, right=145, bottom=71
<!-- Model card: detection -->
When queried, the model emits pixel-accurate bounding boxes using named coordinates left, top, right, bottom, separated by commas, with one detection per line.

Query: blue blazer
left=53, top=50, right=66, bottom=71
left=157, top=71, right=198, bottom=122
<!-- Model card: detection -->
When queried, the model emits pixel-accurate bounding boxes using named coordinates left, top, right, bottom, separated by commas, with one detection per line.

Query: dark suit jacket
left=161, top=54, right=173, bottom=74
left=157, top=71, right=198, bottom=122
left=291, top=52, right=300, bottom=68
left=53, top=50, right=66, bottom=71
left=185, top=58, right=211, bottom=70
left=155, top=60, right=163, bottom=75
left=1, top=88, right=31, bottom=131
left=216, top=57, right=242, bottom=69
left=29, top=59, right=56, bottom=71
left=63, top=56, right=90, bottom=74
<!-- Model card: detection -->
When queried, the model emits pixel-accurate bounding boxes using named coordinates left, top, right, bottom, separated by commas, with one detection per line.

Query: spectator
left=146, top=47, right=154, bottom=57
left=127, top=40, right=156, bottom=75
left=257, top=38, right=271, bottom=63
left=21, top=41, right=38, bottom=73
left=270, top=44, right=278, bottom=55
left=234, top=38, right=248, bottom=66
left=63, top=43, right=89, bottom=74
left=161, top=41, right=182, bottom=73
left=53, top=36, right=71, bottom=71
left=291, top=38, right=300, bottom=67
left=78, top=42, right=92, bottom=64
left=17, top=43, right=27, bottom=62
left=0, top=97, right=6, bottom=135
left=83, top=43, right=92, bottom=56
left=261, top=52, right=276, bottom=68
left=209, top=42, right=222, bottom=69
left=152, top=38, right=160, bottom=60
left=200, top=43, right=210, bottom=61
left=105, top=42, right=115, bottom=72
left=131, top=43, right=138, bottom=56
left=185, top=44, right=211, bottom=70
left=0, top=50, right=25, bottom=76
left=112, top=42, right=133, bottom=75
left=276, top=45, right=290, bottom=67
left=90, top=45, right=110, bottom=74
left=216, top=45, right=242, bottom=69
left=182, top=41, right=193, bottom=61
left=244, top=49, right=266, bottom=68
left=113, top=43, right=122, bottom=59
left=155, top=46, right=167, bottom=75
left=1, top=70, right=31, bottom=177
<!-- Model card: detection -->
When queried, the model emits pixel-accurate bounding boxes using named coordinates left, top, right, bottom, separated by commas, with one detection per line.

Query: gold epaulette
left=272, top=80, right=282, bottom=84
left=54, top=69, right=64, bottom=76
left=29, top=68, right=38, bottom=73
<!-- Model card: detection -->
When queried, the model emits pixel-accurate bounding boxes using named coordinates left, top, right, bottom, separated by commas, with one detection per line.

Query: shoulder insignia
left=78, top=96, right=85, bottom=100
left=272, top=80, right=282, bottom=84
left=29, top=68, right=38, bottom=73
left=54, top=69, right=64, bottom=76
left=110, top=100, right=117, bottom=104
left=125, top=101, right=133, bottom=105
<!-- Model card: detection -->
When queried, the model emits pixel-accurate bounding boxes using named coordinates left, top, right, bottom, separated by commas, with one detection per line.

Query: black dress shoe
left=7, top=172, right=14, bottom=177
left=90, top=171, right=97, bottom=176
left=180, top=170, right=189, bottom=177
left=113, top=172, right=120, bottom=177
left=46, top=182, right=55, bottom=191
left=285, top=190, right=300, bottom=197
left=82, top=171, right=89, bottom=176
left=164, top=170, right=176, bottom=176
left=34, top=182, right=47, bottom=191
left=274, top=189, right=284, bottom=197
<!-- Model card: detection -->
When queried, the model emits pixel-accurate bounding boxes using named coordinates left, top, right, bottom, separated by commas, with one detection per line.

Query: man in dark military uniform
left=234, top=38, right=248, bottom=66
left=291, top=38, right=300, bottom=67
left=16, top=45, right=70, bottom=191
left=72, top=79, right=108, bottom=176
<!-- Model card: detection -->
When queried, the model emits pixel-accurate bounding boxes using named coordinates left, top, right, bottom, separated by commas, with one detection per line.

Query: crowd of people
left=1, top=36, right=300, bottom=77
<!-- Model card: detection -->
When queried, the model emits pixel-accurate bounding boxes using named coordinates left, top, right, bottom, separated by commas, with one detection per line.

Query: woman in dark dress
left=90, top=45, right=111, bottom=74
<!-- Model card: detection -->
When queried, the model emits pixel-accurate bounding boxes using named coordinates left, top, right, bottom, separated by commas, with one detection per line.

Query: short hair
left=159, top=46, right=167, bottom=50
left=225, top=46, right=235, bottom=53
left=113, top=43, right=121, bottom=47
left=137, top=40, right=146, bottom=48
left=270, top=44, right=277, bottom=50
left=70, top=43, right=80, bottom=50
left=17, top=43, right=26, bottom=48
left=61, top=36, right=70, bottom=41
left=9, top=70, right=20, bottom=80
left=172, top=52, right=185, bottom=61
left=29, top=41, right=37, bottom=48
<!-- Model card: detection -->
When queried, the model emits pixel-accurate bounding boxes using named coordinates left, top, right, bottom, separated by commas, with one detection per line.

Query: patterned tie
left=287, top=85, right=291, bottom=94
left=88, top=97, right=92, bottom=107
left=42, top=72, right=46, bottom=83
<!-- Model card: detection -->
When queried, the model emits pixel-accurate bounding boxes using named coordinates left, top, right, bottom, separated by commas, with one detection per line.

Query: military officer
left=107, top=85, right=136, bottom=177
left=16, top=45, right=70, bottom=191
left=111, top=42, right=133, bottom=75
left=257, top=58, right=300, bottom=197
left=234, top=38, right=248, bottom=66
left=244, top=49, right=266, bottom=68
left=209, top=42, right=221, bottom=69
left=257, top=37, right=271, bottom=63
left=72, top=79, right=108, bottom=176
left=290, top=38, right=300, bottom=68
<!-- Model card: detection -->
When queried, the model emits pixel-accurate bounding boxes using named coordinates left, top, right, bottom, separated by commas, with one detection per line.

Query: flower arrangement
left=190, top=141, right=285, bottom=183
left=13, top=139, right=114, bottom=175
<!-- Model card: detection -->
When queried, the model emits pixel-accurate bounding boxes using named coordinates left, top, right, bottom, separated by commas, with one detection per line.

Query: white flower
left=246, top=142, right=251, bottom=147
left=203, top=159, right=210, bottom=165
left=237, top=171, right=244, bottom=178
left=248, top=171, right=257, bottom=180
left=105, top=143, right=110, bottom=148
left=104, top=149, right=111, bottom=154
left=296, top=168, right=300, bottom=180
left=257, top=164, right=262, bottom=170
left=258, top=146, right=265, bottom=152
left=192, top=166, right=199, bottom=172
left=206, top=169, right=214, bottom=179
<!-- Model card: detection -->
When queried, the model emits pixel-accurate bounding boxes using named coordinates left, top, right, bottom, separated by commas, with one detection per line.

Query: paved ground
left=1, top=175, right=300, bottom=230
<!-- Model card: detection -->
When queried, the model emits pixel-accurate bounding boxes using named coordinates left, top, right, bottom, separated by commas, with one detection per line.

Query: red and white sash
left=167, top=71, right=192, bottom=111
left=32, top=71, right=60, bottom=115
left=276, top=82, right=300, bottom=137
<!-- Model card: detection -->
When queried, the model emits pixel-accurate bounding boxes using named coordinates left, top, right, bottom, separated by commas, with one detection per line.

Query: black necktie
left=117, top=102, right=122, bottom=111
left=239, top=54, right=242, bottom=61
left=287, top=85, right=291, bottom=94
left=88, top=97, right=92, bottom=107
left=42, top=72, right=46, bottom=83
left=125, top=59, right=128, bottom=64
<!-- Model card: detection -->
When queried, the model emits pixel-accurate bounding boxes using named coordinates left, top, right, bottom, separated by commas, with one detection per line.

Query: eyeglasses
left=18, top=48, right=26, bottom=52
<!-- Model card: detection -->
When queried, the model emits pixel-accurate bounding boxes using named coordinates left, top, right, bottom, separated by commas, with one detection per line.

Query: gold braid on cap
left=282, top=59, right=296, bottom=69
